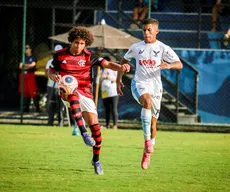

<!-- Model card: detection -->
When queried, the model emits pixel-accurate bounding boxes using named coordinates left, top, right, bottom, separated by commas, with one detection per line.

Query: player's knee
left=142, top=98, right=152, bottom=108
left=90, top=124, right=102, bottom=143
left=90, top=124, right=100, bottom=133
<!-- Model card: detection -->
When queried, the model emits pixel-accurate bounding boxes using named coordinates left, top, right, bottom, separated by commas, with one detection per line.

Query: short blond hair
left=143, top=18, right=159, bottom=26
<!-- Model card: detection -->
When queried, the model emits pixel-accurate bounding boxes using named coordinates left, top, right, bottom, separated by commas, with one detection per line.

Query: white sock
left=151, top=137, right=156, bottom=145
left=141, top=108, right=151, bottom=140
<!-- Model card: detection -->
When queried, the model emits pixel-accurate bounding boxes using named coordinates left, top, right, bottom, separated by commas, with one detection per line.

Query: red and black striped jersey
left=49, top=47, right=106, bottom=99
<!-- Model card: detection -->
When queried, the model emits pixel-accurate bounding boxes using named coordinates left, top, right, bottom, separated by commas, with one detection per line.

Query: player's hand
left=52, top=74, right=62, bottom=82
left=159, top=61, right=171, bottom=70
left=121, top=64, right=130, bottom=72
left=117, top=81, right=124, bottom=96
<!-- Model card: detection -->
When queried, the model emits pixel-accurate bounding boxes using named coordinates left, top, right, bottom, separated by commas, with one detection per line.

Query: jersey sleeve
left=90, top=52, right=106, bottom=67
left=32, top=56, right=37, bottom=63
left=45, top=59, right=53, bottom=70
left=50, top=53, right=60, bottom=72
left=162, top=45, right=180, bottom=63
left=123, top=44, right=135, bottom=61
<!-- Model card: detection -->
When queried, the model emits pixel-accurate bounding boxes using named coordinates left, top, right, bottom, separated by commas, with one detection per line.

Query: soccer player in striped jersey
left=117, top=18, right=183, bottom=170
left=48, top=26, right=130, bottom=175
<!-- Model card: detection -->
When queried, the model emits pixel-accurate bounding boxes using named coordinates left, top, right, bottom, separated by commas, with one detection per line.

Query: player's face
left=142, top=23, right=159, bottom=43
left=71, top=38, right=86, bottom=55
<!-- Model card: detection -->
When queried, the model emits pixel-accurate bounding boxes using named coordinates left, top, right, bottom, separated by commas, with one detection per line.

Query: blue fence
left=94, top=9, right=230, bottom=49
left=97, top=48, right=230, bottom=124
left=175, top=49, right=230, bottom=124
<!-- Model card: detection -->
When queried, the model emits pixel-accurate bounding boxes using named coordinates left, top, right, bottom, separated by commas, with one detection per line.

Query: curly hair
left=68, top=26, right=94, bottom=46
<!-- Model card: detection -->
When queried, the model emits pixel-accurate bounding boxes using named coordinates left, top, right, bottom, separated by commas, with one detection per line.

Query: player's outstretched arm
left=116, top=58, right=129, bottom=96
left=103, top=60, right=130, bottom=73
left=159, top=61, right=183, bottom=70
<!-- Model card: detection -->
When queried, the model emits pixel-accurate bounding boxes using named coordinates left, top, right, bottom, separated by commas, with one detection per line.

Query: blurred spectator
left=133, top=0, right=148, bottom=22
left=199, top=0, right=216, bottom=13
left=19, top=44, right=41, bottom=113
left=130, top=0, right=155, bottom=29
left=100, top=56, right=119, bottom=129
left=223, top=26, right=230, bottom=47
left=45, top=44, right=64, bottom=126
left=211, top=0, right=230, bottom=32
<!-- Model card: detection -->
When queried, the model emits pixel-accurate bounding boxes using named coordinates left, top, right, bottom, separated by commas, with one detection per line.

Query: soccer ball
left=58, top=75, right=78, bottom=100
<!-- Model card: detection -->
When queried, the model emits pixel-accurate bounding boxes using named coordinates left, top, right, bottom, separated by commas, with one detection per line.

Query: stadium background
left=0, top=0, right=229, bottom=125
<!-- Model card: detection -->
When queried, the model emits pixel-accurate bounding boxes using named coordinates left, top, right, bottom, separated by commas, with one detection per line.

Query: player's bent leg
left=68, top=94, right=95, bottom=146
left=72, top=112, right=95, bottom=146
left=72, top=120, right=80, bottom=136
left=82, top=132, right=95, bottom=147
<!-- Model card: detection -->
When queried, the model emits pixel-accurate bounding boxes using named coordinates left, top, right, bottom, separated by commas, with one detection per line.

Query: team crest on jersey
left=152, top=50, right=160, bottom=57
left=78, top=59, right=86, bottom=66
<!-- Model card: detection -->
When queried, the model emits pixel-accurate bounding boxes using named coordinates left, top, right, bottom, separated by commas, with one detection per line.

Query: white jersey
left=124, top=40, right=180, bottom=85
left=100, top=68, right=118, bottom=99
left=124, top=40, right=180, bottom=118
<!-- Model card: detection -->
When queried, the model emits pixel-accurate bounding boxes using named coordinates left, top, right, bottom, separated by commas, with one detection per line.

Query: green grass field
left=0, top=124, right=230, bottom=192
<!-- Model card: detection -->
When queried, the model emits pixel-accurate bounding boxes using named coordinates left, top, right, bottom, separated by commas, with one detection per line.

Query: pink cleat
left=141, top=152, right=151, bottom=170
left=144, top=140, right=153, bottom=153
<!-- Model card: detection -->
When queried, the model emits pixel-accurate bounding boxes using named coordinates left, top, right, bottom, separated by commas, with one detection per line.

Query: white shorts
left=131, top=79, right=163, bottom=119
left=61, top=91, right=98, bottom=115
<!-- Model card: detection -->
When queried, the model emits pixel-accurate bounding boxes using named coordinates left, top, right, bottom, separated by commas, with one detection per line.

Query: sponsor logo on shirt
left=139, top=59, right=156, bottom=67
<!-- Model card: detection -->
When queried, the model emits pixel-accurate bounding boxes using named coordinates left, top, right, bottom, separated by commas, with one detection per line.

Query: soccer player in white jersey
left=116, top=18, right=183, bottom=170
